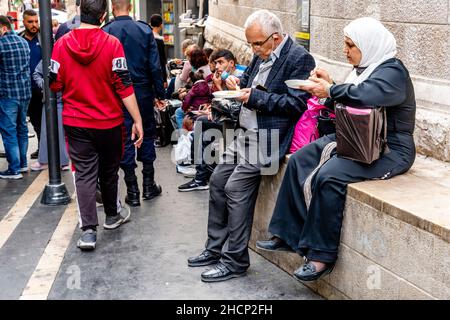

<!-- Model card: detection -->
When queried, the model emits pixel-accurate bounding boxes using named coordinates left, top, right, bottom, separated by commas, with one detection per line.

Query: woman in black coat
left=256, top=17, right=416, bottom=281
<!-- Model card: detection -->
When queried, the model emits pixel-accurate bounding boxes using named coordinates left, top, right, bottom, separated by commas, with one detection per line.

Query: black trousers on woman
left=268, top=132, right=415, bottom=263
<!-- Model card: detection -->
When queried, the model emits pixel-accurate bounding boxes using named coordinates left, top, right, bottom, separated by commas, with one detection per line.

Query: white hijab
left=344, top=17, right=397, bottom=85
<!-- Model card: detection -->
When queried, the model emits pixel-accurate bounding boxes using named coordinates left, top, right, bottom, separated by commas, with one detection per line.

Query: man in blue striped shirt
left=0, top=16, right=32, bottom=179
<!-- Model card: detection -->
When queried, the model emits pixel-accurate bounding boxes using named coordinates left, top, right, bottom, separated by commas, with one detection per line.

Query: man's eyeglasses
left=248, top=32, right=277, bottom=48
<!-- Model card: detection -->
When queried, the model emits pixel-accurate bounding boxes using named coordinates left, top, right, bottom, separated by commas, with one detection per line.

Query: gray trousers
left=205, top=138, right=263, bottom=272
left=38, top=102, right=70, bottom=166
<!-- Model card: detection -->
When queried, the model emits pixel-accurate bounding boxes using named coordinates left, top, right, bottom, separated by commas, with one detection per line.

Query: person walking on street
left=103, top=0, right=165, bottom=207
left=0, top=16, right=31, bottom=179
left=50, top=0, right=144, bottom=250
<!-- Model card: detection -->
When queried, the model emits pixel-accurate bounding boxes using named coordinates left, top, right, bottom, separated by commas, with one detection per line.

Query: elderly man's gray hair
left=244, top=9, right=283, bottom=36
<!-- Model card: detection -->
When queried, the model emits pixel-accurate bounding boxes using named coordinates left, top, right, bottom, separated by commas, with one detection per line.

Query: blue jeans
left=0, top=98, right=30, bottom=172
left=175, top=107, right=185, bottom=129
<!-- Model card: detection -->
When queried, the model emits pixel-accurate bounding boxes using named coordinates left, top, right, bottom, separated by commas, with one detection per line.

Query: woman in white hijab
left=256, top=17, right=416, bottom=281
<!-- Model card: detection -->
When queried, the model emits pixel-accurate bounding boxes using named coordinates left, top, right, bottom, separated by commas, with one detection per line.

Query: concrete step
left=250, top=154, right=450, bottom=300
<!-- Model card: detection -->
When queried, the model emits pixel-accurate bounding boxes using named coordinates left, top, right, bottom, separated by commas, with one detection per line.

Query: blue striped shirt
left=0, top=31, right=32, bottom=100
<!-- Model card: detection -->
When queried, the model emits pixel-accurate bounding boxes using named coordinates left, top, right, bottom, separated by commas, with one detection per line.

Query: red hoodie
left=50, top=28, right=134, bottom=129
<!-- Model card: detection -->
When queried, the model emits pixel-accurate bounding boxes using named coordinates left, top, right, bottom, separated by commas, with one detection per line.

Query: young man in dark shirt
left=19, top=9, right=42, bottom=159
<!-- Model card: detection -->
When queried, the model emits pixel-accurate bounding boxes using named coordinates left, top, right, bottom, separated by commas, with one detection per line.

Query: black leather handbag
left=335, top=103, right=388, bottom=164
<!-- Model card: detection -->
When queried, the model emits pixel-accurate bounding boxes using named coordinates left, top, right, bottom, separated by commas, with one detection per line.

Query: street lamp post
left=38, top=0, right=71, bottom=205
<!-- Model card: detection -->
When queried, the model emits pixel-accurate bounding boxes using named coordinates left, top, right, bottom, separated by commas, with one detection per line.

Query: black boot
left=123, top=169, right=140, bottom=207
left=142, top=162, right=162, bottom=200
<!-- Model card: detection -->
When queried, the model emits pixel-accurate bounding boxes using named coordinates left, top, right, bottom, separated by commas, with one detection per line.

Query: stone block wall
left=205, top=0, right=450, bottom=162
left=250, top=155, right=450, bottom=299
left=0, top=2, right=9, bottom=15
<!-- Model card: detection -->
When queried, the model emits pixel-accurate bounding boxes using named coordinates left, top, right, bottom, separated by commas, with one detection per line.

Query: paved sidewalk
left=0, top=136, right=320, bottom=300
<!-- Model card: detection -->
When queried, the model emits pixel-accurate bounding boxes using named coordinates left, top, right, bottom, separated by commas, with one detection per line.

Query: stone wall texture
left=0, top=2, right=9, bottom=16
left=205, top=0, right=450, bottom=162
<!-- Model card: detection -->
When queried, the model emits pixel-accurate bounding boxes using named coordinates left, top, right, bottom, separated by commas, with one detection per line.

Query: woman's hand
left=179, top=91, right=188, bottom=100
left=299, top=77, right=332, bottom=98
left=310, top=67, right=333, bottom=84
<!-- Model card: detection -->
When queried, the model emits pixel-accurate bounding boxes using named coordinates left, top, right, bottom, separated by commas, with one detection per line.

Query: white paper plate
left=285, top=79, right=315, bottom=89
left=212, top=90, right=244, bottom=99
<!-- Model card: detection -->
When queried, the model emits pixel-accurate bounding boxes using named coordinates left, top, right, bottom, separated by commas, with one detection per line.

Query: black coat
left=154, top=36, right=168, bottom=83
left=331, top=58, right=416, bottom=137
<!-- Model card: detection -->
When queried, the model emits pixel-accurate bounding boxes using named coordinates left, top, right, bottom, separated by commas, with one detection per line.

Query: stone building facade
left=204, top=0, right=450, bottom=162
left=0, top=1, right=9, bottom=16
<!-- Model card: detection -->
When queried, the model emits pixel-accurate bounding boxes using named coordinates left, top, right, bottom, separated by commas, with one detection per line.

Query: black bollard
left=38, top=0, right=71, bottom=206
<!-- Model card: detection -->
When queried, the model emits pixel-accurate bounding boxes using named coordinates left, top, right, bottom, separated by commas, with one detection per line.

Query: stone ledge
left=250, top=154, right=450, bottom=299
left=348, top=157, right=450, bottom=244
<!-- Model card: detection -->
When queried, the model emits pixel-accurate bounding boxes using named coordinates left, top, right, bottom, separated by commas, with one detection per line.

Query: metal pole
left=173, top=0, right=182, bottom=58
left=38, top=0, right=71, bottom=205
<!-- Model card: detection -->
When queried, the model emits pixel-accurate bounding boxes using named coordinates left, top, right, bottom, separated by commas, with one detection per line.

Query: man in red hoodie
left=50, top=0, right=144, bottom=251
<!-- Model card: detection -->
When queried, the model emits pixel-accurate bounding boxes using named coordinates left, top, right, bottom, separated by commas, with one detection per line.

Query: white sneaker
left=176, top=164, right=196, bottom=178
left=61, top=165, right=71, bottom=171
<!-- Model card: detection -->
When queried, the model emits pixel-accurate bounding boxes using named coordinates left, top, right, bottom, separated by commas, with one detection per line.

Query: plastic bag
left=210, top=98, right=242, bottom=123
left=172, top=132, right=192, bottom=164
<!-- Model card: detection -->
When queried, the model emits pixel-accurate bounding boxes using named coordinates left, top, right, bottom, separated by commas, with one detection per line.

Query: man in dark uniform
left=103, top=0, right=165, bottom=207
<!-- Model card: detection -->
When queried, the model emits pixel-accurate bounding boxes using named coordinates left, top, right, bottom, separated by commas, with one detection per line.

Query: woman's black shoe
left=293, top=261, right=335, bottom=282
left=255, top=236, right=295, bottom=252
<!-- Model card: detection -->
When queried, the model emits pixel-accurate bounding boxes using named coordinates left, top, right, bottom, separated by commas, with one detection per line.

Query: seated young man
left=207, top=49, right=242, bottom=92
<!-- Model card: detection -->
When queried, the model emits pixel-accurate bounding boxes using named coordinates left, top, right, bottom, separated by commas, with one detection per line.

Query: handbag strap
left=303, top=141, right=337, bottom=210
left=380, top=107, right=389, bottom=155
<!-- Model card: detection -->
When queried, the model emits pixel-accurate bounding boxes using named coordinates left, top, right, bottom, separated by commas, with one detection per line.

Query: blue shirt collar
left=270, top=34, right=289, bottom=62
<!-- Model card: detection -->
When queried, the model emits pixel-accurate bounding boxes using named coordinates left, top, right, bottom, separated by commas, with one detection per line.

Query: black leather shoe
left=125, top=192, right=140, bottom=207
left=142, top=183, right=162, bottom=200
left=0, top=152, right=5, bottom=158
left=187, top=250, right=220, bottom=267
left=256, top=236, right=295, bottom=253
left=293, top=261, right=335, bottom=282
left=201, top=262, right=246, bottom=283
